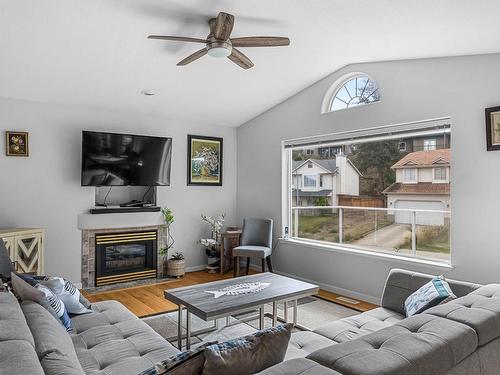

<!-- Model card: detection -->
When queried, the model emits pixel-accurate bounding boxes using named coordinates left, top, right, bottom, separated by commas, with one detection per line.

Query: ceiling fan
left=148, top=12, right=290, bottom=69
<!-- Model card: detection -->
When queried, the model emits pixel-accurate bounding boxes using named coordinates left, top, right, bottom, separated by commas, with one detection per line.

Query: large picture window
left=283, top=118, right=452, bottom=264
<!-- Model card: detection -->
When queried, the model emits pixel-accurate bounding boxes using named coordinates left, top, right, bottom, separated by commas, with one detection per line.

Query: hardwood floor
left=82, top=270, right=377, bottom=318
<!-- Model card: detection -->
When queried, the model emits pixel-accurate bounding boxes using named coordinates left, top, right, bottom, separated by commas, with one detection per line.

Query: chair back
left=240, top=218, right=273, bottom=249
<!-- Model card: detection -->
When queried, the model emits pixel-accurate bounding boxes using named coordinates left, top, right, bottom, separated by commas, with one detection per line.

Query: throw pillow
left=0, top=239, right=15, bottom=279
left=40, top=277, right=92, bottom=314
left=202, top=323, right=293, bottom=375
left=138, top=342, right=217, bottom=375
left=11, top=272, right=73, bottom=331
left=404, top=276, right=457, bottom=316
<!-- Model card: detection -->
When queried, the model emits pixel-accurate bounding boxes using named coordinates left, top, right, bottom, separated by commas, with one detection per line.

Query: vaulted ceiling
left=1, top=0, right=500, bottom=127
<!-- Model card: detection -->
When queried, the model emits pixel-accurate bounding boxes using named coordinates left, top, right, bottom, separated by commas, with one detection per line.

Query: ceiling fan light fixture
left=207, top=46, right=231, bottom=58
left=207, top=39, right=232, bottom=58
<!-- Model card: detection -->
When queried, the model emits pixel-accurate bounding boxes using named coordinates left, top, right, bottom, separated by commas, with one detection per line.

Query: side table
left=219, top=230, right=242, bottom=274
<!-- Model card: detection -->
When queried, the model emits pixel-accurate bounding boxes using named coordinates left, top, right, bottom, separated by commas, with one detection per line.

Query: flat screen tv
left=81, top=131, right=172, bottom=186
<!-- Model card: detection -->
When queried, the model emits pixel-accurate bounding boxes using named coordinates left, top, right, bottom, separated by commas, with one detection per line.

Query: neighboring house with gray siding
left=291, top=155, right=361, bottom=207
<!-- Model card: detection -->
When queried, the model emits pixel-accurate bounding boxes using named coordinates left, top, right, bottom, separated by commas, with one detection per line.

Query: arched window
left=324, top=73, right=381, bottom=112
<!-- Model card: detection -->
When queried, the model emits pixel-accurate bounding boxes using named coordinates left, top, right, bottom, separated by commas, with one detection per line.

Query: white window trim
left=280, top=237, right=454, bottom=270
left=402, top=168, right=418, bottom=184
left=433, top=167, right=448, bottom=183
left=399, top=141, right=407, bottom=152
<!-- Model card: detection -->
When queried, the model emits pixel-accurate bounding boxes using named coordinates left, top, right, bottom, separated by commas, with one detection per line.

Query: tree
left=350, top=140, right=403, bottom=196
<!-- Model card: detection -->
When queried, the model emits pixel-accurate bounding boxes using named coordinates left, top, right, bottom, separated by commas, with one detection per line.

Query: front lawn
left=294, top=210, right=393, bottom=243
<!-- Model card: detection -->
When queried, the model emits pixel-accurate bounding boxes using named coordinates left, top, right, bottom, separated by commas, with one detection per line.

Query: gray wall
left=237, top=53, right=500, bottom=303
left=0, top=98, right=237, bottom=283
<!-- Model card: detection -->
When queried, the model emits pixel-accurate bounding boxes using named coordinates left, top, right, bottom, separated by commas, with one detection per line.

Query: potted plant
left=167, top=252, right=186, bottom=278
left=159, top=207, right=175, bottom=276
left=200, top=213, right=226, bottom=272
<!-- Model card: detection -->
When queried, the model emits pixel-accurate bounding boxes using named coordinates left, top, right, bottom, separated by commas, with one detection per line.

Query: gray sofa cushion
left=0, top=292, right=44, bottom=375
left=286, top=331, right=335, bottom=360
left=381, top=269, right=481, bottom=315
left=71, top=300, right=180, bottom=375
left=307, top=314, right=478, bottom=375
left=21, top=300, right=84, bottom=375
left=258, top=358, right=342, bottom=375
left=0, top=292, right=35, bottom=345
left=0, top=340, right=45, bottom=375
left=425, top=284, right=500, bottom=346
left=312, top=307, right=404, bottom=343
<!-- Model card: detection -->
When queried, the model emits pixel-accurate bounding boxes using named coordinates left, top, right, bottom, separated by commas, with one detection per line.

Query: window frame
left=433, top=167, right=448, bottom=183
left=303, top=175, right=317, bottom=188
left=402, top=168, right=418, bottom=183
left=321, top=72, right=382, bottom=114
left=424, top=138, right=437, bottom=151
left=281, top=117, right=452, bottom=266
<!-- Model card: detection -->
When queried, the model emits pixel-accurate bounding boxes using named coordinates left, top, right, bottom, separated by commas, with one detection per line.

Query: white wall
left=344, top=160, right=360, bottom=196
left=237, top=53, right=500, bottom=303
left=0, top=98, right=237, bottom=283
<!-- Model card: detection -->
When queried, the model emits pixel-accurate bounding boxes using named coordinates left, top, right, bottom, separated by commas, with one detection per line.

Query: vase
left=167, top=260, right=185, bottom=278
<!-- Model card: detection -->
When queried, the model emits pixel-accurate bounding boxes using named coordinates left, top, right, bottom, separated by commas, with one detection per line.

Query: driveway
left=351, top=223, right=450, bottom=262
left=352, top=223, right=411, bottom=249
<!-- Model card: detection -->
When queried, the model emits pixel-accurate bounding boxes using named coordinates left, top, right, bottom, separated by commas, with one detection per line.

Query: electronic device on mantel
left=81, top=131, right=172, bottom=186
left=82, top=131, right=170, bottom=215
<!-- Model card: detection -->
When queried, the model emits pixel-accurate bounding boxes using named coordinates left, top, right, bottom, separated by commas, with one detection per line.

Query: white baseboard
left=185, top=264, right=208, bottom=272
left=275, top=270, right=380, bottom=305
left=248, top=265, right=380, bottom=305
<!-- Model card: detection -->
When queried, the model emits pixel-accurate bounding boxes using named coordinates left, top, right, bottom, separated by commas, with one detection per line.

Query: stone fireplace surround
left=78, top=212, right=167, bottom=288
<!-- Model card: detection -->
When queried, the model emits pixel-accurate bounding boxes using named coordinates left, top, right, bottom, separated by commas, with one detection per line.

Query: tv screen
left=81, top=131, right=172, bottom=186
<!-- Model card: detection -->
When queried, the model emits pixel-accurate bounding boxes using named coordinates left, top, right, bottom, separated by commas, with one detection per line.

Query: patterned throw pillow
left=404, top=276, right=457, bottom=317
left=40, top=277, right=92, bottom=314
left=139, top=342, right=216, bottom=375
left=10, top=273, right=73, bottom=331
left=35, top=283, right=73, bottom=331
left=202, top=323, right=293, bottom=375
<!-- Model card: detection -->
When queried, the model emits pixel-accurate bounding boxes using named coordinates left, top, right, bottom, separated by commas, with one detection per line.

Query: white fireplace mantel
left=77, top=211, right=164, bottom=230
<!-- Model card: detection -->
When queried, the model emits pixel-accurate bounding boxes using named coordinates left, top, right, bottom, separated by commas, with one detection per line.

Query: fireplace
left=95, top=231, right=157, bottom=286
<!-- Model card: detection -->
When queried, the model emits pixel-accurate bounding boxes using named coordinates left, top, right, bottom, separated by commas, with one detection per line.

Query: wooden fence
left=338, top=195, right=385, bottom=208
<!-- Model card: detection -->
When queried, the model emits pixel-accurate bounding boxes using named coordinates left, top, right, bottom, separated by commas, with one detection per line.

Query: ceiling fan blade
left=228, top=48, right=254, bottom=69
left=177, top=48, right=207, bottom=66
left=231, top=36, right=290, bottom=47
left=213, top=12, right=234, bottom=40
left=148, top=35, right=207, bottom=43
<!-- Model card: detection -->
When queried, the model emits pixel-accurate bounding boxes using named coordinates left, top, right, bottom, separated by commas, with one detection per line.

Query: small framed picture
left=187, top=135, right=223, bottom=186
left=5, top=131, right=29, bottom=156
left=486, top=106, right=500, bottom=151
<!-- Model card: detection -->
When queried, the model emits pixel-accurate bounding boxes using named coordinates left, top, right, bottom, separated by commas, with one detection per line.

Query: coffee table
left=164, top=272, right=319, bottom=350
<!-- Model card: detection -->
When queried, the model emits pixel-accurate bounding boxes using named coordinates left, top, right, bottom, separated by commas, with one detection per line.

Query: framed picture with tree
left=486, top=106, right=500, bottom=151
left=187, top=135, right=223, bottom=186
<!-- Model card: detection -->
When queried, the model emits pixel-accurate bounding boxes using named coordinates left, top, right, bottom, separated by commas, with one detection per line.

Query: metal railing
left=291, top=205, right=451, bottom=258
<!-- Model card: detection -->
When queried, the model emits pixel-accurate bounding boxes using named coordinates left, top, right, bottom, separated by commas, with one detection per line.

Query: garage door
left=394, top=200, right=445, bottom=226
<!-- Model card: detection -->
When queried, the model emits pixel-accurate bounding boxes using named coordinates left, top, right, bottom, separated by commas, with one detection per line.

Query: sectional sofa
left=263, top=269, right=500, bottom=375
left=1, top=269, right=500, bottom=375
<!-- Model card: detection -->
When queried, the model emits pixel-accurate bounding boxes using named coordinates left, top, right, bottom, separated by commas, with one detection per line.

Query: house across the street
left=383, top=149, right=450, bottom=225
left=292, top=154, right=361, bottom=207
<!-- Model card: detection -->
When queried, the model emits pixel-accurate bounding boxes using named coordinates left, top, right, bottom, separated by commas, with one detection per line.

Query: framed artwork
left=5, top=131, right=29, bottom=156
left=486, top=106, right=500, bottom=151
left=187, top=134, right=223, bottom=186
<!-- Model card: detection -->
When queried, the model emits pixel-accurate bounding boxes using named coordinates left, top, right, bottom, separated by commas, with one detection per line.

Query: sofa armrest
left=380, top=268, right=482, bottom=315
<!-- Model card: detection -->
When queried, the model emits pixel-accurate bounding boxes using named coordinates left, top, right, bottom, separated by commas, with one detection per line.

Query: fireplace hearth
left=95, top=231, right=157, bottom=286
